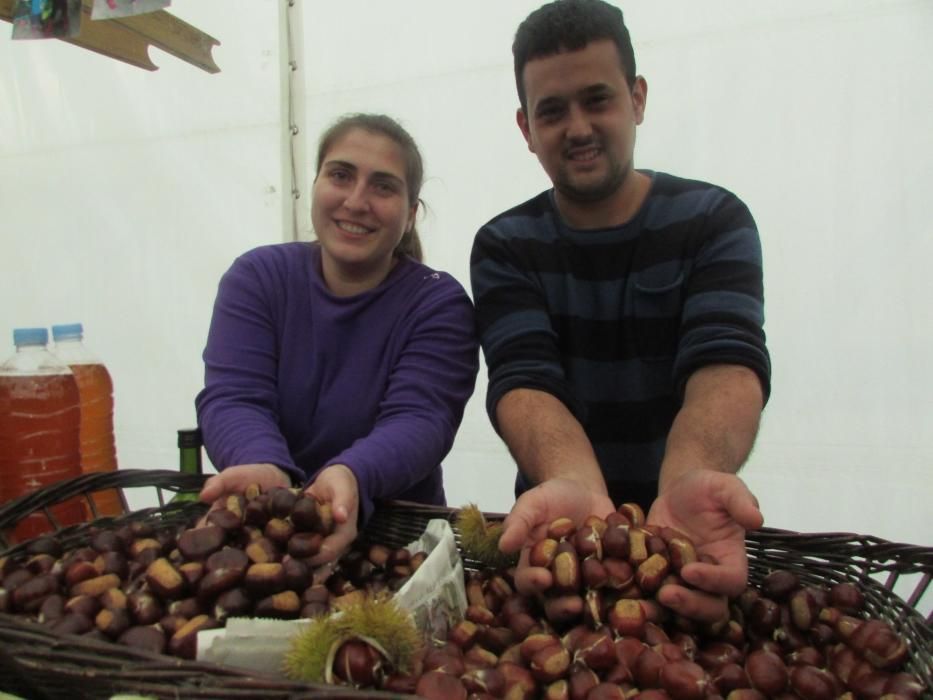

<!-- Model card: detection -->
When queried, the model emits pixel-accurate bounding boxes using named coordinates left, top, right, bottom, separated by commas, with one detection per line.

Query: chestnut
left=760, top=570, right=799, bottom=602
left=829, top=582, right=865, bottom=614
left=530, top=644, right=571, bottom=683
left=636, top=553, right=671, bottom=594
left=49, top=612, right=93, bottom=636
left=617, top=503, right=645, bottom=527
left=463, top=645, right=498, bottom=670
left=462, top=668, right=506, bottom=696
left=530, top=538, right=560, bottom=568
left=287, top=532, right=323, bottom=559
left=415, top=670, right=467, bottom=700
left=176, top=525, right=226, bottom=560
left=11, top=573, right=58, bottom=613
left=568, top=668, right=599, bottom=700
left=745, top=650, right=788, bottom=696
left=267, top=487, right=299, bottom=519
left=254, top=590, right=300, bottom=618
left=95, top=606, right=131, bottom=638
left=576, top=630, right=618, bottom=671
left=118, top=625, right=167, bottom=654
left=552, top=550, right=581, bottom=594
left=788, top=665, right=839, bottom=700
left=145, top=558, right=185, bottom=600
left=206, top=508, right=242, bottom=531
left=660, top=659, right=708, bottom=700
left=543, top=679, right=570, bottom=700
left=586, top=683, right=627, bottom=700
left=169, top=614, right=218, bottom=659
left=609, top=598, right=647, bottom=639
left=214, top=587, right=253, bottom=621
left=544, top=594, right=584, bottom=627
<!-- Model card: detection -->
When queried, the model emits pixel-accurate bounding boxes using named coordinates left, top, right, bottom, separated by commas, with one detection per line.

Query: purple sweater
left=196, top=242, right=479, bottom=523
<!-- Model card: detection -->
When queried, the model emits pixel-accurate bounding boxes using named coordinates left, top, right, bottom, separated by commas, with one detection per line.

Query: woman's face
left=311, top=128, right=416, bottom=292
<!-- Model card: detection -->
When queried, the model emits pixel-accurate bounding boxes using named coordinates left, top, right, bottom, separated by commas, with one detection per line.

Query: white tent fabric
left=0, top=1, right=930, bottom=544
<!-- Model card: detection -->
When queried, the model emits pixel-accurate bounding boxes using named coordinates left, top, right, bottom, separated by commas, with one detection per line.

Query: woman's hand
left=199, top=463, right=292, bottom=505
left=648, top=470, right=764, bottom=623
left=304, top=464, right=360, bottom=566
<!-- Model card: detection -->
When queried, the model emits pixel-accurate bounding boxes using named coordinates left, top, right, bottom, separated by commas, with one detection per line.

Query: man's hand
left=304, top=464, right=359, bottom=566
left=199, top=463, right=292, bottom=504
left=499, top=478, right=615, bottom=596
left=648, top=470, right=764, bottom=622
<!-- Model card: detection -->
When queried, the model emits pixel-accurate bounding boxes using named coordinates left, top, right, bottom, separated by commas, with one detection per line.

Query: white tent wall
left=1, top=1, right=930, bottom=539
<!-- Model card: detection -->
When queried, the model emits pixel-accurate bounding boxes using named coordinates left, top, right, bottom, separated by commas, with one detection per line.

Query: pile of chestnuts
left=0, top=494, right=928, bottom=699
left=402, top=504, right=927, bottom=700
left=0, top=486, right=420, bottom=660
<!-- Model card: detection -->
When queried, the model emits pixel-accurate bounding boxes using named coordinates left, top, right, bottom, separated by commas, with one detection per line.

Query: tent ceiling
left=0, top=0, right=219, bottom=73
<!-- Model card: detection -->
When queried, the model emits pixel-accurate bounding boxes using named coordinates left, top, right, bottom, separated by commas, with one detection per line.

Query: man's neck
left=555, top=170, right=652, bottom=230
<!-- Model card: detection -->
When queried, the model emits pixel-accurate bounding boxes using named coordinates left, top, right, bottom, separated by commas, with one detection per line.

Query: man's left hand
left=647, top=470, right=763, bottom=623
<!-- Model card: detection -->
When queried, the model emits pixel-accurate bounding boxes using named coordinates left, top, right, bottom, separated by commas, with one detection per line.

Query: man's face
left=517, top=40, right=646, bottom=205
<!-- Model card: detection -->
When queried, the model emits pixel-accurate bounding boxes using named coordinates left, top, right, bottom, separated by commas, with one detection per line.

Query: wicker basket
left=0, top=470, right=930, bottom=699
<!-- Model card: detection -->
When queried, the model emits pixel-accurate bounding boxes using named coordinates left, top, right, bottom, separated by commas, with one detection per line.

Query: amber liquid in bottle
left=0, top=373, right=86, bottom=542
left=69, top=363, right=122, bottom=517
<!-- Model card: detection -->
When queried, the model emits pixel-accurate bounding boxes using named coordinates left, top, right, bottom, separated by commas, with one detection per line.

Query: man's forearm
left=496, top=388, right=607, bottom=494
left=659, top=364, right=764, bottom=494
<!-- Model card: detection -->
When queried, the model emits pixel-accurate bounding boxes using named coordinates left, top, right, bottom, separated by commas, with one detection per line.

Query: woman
left=195, top=113, right=479, bottom=563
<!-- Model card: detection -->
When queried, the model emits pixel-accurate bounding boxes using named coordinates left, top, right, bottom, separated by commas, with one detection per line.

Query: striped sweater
left=470, top=171, right=770, bottom=497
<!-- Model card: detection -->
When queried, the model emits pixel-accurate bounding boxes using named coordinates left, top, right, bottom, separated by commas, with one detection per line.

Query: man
left=470, top=0, right=770, bottom=621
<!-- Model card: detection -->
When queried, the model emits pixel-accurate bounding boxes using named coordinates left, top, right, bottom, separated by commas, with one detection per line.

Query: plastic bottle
left=51, top=323, right=123, bottom=517
left=0, top=327, right=86, bottom=542
left=171, top=428, right=203, bottom=503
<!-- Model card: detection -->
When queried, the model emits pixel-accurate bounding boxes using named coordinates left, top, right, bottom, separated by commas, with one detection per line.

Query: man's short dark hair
left=513, top=0, right=636, bottom=112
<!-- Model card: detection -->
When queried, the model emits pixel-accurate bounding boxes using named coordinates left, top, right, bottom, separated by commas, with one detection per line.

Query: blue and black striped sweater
left=470, top=170, right=771, bottom=499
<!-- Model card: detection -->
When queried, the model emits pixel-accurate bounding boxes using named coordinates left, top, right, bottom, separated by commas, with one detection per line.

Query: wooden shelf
left=0, top=0, right=220, bottom=73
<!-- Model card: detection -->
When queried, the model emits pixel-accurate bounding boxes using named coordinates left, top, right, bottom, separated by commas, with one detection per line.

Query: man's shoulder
left=480, top=190, right=554, bottom=234
left=643, top=171, right=751, bottom=229
left=648, top=171, right=746, bottom=208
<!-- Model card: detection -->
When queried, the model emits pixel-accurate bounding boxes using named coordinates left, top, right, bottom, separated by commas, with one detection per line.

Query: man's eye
left=537, top=106, right=563, bottom=121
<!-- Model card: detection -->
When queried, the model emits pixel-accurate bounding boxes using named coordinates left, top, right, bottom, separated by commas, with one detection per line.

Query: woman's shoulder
left=396, top=257, right=470, bottom=300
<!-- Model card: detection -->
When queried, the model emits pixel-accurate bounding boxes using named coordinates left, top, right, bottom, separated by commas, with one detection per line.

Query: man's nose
left=566, top=104, right=594, bottom=140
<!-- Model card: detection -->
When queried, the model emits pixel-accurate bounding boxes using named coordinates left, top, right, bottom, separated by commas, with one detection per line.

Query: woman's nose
left=342, top=183, right=370, bottom=212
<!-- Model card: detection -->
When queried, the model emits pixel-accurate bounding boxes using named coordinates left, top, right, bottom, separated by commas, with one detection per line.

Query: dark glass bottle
left=172, top=428, right=203, bottom=503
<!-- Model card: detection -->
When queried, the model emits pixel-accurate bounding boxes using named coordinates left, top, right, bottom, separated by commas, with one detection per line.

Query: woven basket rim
left=0, top=469, right=930, bottom=699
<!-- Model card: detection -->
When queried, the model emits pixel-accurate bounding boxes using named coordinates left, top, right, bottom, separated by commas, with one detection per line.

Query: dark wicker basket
left=0, top=470, right=930, bottom=699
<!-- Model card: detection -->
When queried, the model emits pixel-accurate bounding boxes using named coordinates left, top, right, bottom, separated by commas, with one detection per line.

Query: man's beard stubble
left=554, top=148, right=629, bottom=204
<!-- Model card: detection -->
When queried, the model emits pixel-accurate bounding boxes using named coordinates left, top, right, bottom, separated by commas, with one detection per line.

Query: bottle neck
left=179, top=445, right=202, bottom=476
left=5, top=344, right=73, bottom=374
left=178, top=429, right=203, bottom=476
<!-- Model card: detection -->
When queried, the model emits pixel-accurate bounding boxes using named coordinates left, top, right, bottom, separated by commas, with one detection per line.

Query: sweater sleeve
left=674, top=192, right=772, bottom=402
left=195, top=251, right=305, bottom=484
left=323, top=276, right=479, bottom=523
left=470, top=225, right=584, bottom=432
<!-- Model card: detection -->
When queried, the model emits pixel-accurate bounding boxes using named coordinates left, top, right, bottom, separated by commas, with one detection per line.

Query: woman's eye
left=329, top=169, right=350, bottom=183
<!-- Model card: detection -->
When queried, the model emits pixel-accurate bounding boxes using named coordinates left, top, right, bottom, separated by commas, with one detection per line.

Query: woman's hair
left=315, top=113, right=424, bottom=262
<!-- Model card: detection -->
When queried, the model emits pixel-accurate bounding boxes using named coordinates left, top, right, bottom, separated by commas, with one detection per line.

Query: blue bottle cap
left=52, top=323, right=84, bottom=341
left=13, top=327, right=49, bottom=346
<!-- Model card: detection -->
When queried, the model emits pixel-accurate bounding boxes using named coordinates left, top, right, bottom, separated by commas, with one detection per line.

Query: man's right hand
left=499, top=478, right=614, bottom=596
left=199, top=463, right=292, bottom=505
